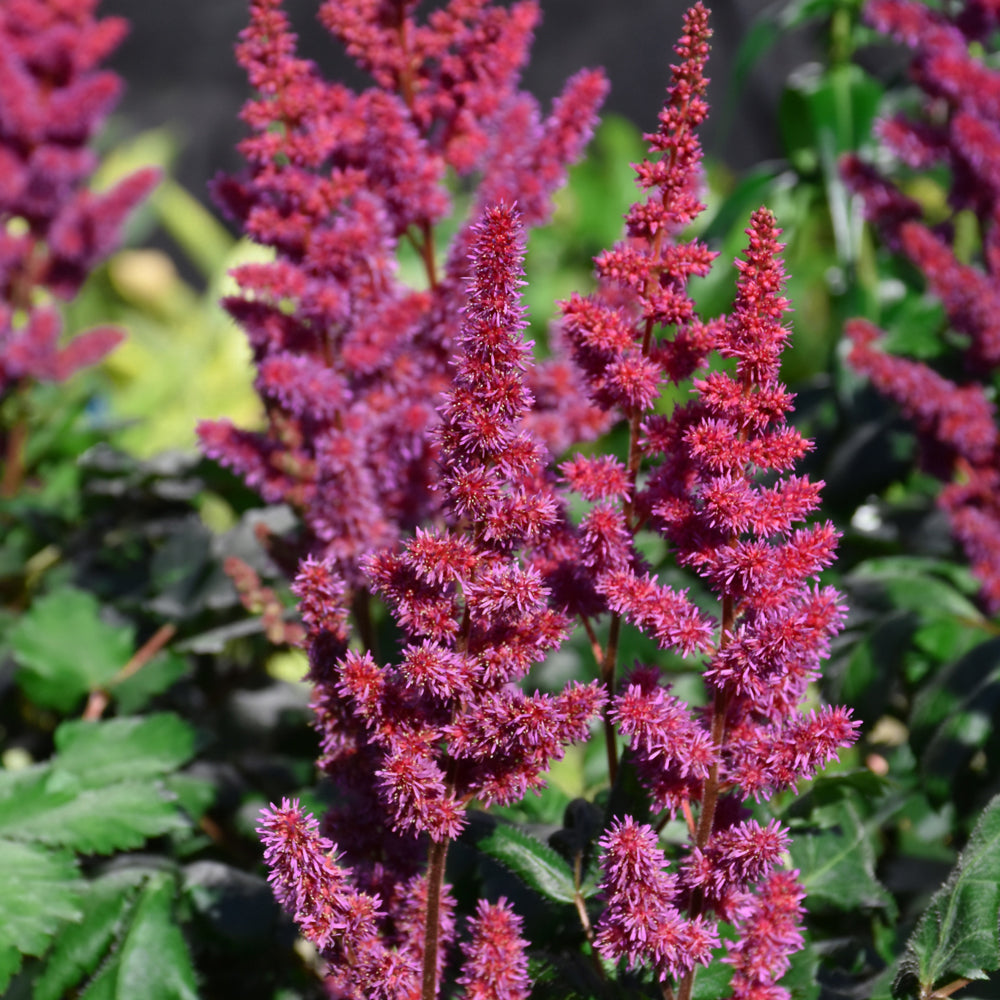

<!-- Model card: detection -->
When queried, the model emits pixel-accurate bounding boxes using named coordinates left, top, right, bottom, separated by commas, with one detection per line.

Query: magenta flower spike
left=725, top=868, right=806, bottom=1000
left=585, top=208, right=857, bottom=999
left=843, top=0, right=1000, bottom=612
left=257, top=798, right=428, bottom=999
left=456, top=898, right=531, bottom=1000
left=267, top=203, right=604, bottom=998
left=350, top=204, right=604, bottom=842
left=199, top=0, right=609, bottom=585
left=0, top=0, right=157, bottom=404
left=551, top=6, right=857, bottom=996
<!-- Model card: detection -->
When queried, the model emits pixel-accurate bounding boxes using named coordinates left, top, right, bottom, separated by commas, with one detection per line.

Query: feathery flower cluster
left=199, top=0, right=608, bottom=585
left=340, top=205, right=603, bottom=842
left=455, top=898, right=531, bottom=1000
left=725, top=869, right=806, bottom=1000
left=267, top=204, right=603, bottom=996
left=258, top=5, right=857, bottom=998
left=0, top=0, right=157, bottom=396
left=225, top=555, right=305, bottom=646
left=556, top=6, right=856, bottom=995
left=258, top=797, right=431, bottom=999
left=587, top=201, right=856, bottom=993
left=842, top=0, right=1000, bottom=611
left=595, top=817, right=718, bottom=980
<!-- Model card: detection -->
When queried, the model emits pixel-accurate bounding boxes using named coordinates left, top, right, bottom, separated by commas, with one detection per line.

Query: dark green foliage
left=0, top=384, right=319, bottom=997
left=469, top=818, right=593, bottom=905
left=894, top=796, right=1000, bottom=999
left=0, top=715, right=199, bottom=991
left=10, top=589, right=136, bottom=713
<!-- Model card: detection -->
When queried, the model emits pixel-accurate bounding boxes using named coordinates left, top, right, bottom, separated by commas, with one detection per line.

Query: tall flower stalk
left=843, top=0, right=1000, bottom=612
left=0, top=0, right=157, bottom=495
left=264, top=203, right=605, bottom=1000
left=555, top=11, right=857, bottom=992
left=199, top=0, right=608, bottom=601
left=256, top=4, right=858, bottom=997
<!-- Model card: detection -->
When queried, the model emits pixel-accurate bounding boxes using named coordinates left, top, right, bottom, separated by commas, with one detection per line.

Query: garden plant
left=2, top=0, right=1000, bottom=999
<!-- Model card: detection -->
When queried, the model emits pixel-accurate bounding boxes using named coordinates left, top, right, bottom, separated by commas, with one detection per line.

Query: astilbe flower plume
left=554, top=6, right=857, bottom=996
left=842, top=0, right=1000, bottom=611
left=0, top=0, right=157, bottom=490
left=257, top=5, right=858, bottom=998
left=258, top=797, right=426, bottom=999
left=199, top=0, right=609, bottom=588
left=265, top=203, right=604, bottom=998
left=455, top=898, right=531, bottom=1000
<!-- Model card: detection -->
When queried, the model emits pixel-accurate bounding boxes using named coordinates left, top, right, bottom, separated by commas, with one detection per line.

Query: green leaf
left=852, top=558, right=980, bottom=594
left=115, top=874, right=198, bottom=1000
left=154, top=179, right=235, bottom=280
left=51, top=714, right=195, bottom=789
left=832, top=611, right=913, bottom=719
left=112, top=651, right=189, bottom=715
left=909, top=639, right=1000, bottom=794
left=33, top=877, right=136, bottom=1000
left=782, top=769, right=891, bottom=826
left=894, top=795, right=1000, bottom=998
left=0, top=766, right=188, bottom=854
left=0, top=839, right=82, bottom=991
left=10, top=588, right=134, bottom=712
left=849, top=565, right=985, bottom=625
left=718, top=15, right=780, bottom=144
left=880, top=295, right=950, bottom=360
left=473, top=823, right=581, bottom=904
left=78, top=950, right=121, bottom=1000
left=790, top=800, right=893, bottom=912
left=163, top=774, right=215, bottom=823
left=691, top=951, right=734, bottom=1000
left=0, top=946, right=21, bottom=994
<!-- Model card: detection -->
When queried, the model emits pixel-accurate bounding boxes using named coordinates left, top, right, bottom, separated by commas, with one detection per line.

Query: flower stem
left=571, top=850, right=607, bottom=983
left=421, top=835, right=450, bottom=1000
left=677, top=596, right=735, bottom=1000
left=695, top=594, right=735, bottom=850
left=928, top=978, right=971, bottom=1000
left=602, top=613, right=622, bottom=784
left=1, top=382, right=29, bottom=499
left=83, top=623, right=177, bottom=721
left=0, top=414, right=27, bottom=499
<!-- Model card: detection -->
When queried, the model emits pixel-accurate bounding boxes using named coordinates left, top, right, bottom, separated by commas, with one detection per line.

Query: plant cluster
left=3, top=1, right=1000, bottom=1000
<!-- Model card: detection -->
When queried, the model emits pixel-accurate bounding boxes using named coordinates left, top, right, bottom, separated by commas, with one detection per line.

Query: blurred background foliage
left=68, top=127, right=262, bottom=459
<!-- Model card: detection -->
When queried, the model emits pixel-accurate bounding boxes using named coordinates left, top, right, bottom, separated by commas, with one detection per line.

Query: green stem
left=677, top=597, right=735, bottom=1000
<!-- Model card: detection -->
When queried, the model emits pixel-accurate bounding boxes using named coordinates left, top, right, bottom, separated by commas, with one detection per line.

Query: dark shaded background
left=100, top=0, right=819, bottom=206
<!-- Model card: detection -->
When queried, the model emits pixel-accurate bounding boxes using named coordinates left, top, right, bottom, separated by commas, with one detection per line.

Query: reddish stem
left=601, top=614, right=622, bottom=784
left=83, top=623, right=177, bottom=721
left=1, top=412, right=27, bottom=499
left=421, top=835, right=450, bottom=1000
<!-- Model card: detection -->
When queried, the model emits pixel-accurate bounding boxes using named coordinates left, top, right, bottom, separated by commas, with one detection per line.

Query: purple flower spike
left=843, top=0, right=1000, bottom=611
left=252, top=7, right=858, bottom=998
left=457, top=898, right=531, bottom=1000
left=200, top=0, right=609, bottom=584
left=0, top=0, right=157, bottom=397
